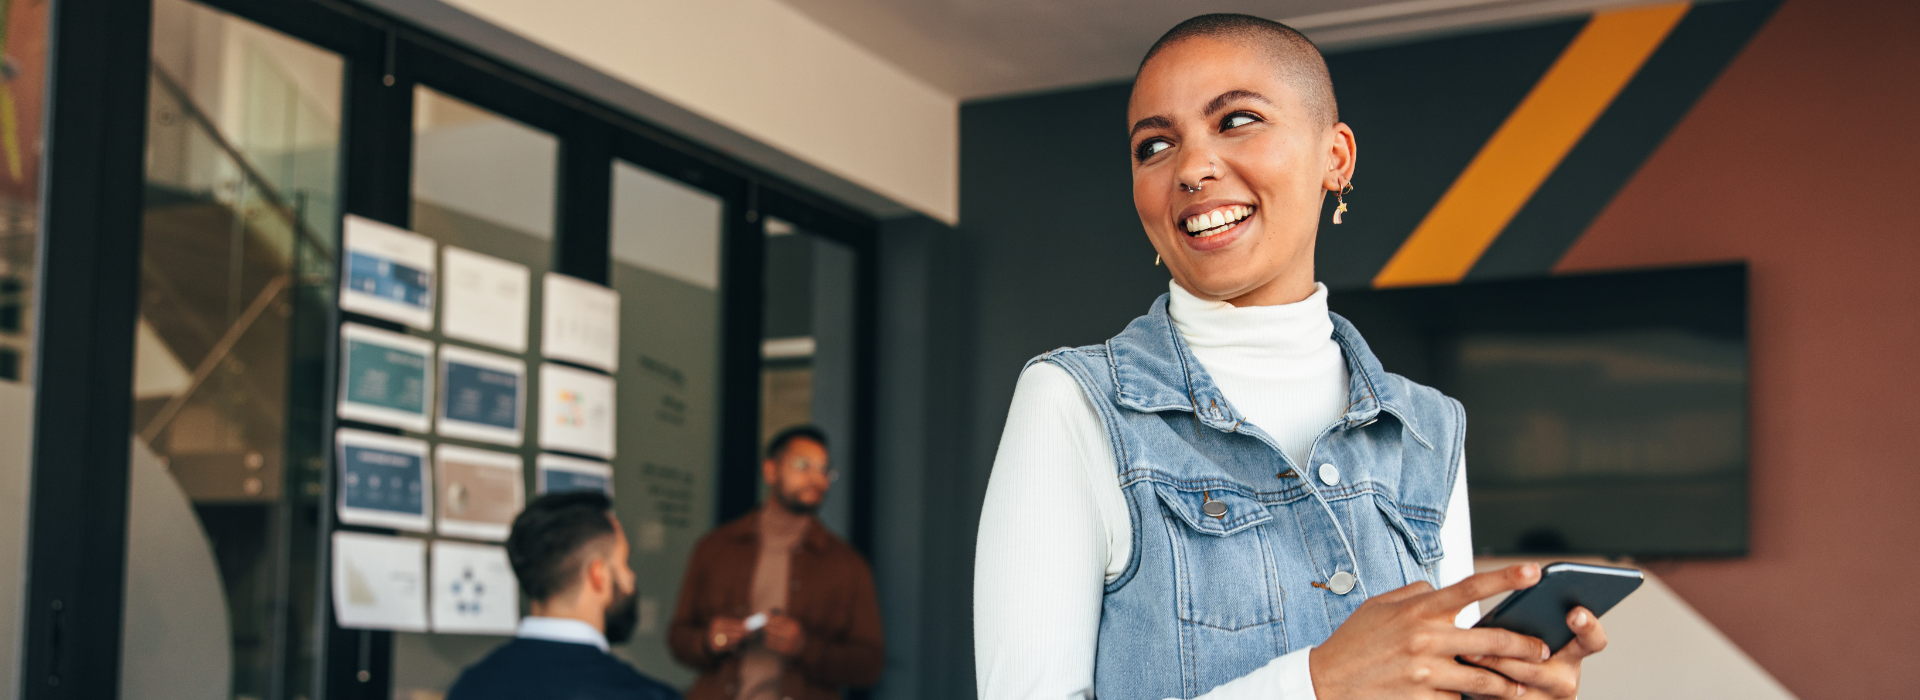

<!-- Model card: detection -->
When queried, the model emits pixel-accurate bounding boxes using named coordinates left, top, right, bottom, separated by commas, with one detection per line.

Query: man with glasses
left=668, top=425, right=884, bottom=700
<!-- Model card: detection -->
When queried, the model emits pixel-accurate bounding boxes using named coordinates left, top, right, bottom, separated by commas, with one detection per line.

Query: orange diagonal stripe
left=1372, top=3, right=1689, bottom=288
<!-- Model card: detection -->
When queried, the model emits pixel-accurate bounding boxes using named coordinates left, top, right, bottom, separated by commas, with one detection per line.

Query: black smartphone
left=1472, top=562, right=1644, bottom=652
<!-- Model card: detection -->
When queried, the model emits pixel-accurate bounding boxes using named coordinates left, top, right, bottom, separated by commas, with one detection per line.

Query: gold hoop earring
left=1154, top=253, right=1161, bottom=266
left=1333, top=179, right=1353, bottom=225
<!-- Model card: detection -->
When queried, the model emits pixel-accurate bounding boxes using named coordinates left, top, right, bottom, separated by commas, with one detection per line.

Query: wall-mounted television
left=1329, top=263, right=1747, bottom=557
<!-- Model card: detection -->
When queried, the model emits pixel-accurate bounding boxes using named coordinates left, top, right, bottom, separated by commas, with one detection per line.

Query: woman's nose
left=1176, top=148, right=1217, bottom=191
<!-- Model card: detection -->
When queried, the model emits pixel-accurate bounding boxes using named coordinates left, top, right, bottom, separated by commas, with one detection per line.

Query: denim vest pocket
left=1373, top=495, right=1446, bottom=566
left=1152, top=483, right=1284, bottom=631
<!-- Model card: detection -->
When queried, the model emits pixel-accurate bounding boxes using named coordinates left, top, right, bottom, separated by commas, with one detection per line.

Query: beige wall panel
left=442, top=0, right=959, bottom=223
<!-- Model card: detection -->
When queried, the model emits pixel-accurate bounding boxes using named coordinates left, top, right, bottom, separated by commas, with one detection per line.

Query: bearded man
left=450, top=490, right=677, bottom=700
left=669, top=425, right=884, bottom=700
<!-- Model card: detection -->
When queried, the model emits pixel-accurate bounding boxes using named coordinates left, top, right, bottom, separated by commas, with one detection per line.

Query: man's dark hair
left=765, top=424, right=829, bottom=461
left=506, top=490, right=618, bottom=602
left=1138, top=13, right=1339, bottom=126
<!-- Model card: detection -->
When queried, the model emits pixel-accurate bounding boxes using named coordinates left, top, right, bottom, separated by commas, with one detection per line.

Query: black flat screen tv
left=1328, top=263, right=1747, bottom=557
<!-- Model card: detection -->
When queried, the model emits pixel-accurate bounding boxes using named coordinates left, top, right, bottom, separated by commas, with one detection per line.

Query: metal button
left=1202, top=500, right=1228, bottom=518
left=1328, top=571, right=1357, bottom=595
left=1318, top=463, right=1340, bottom=486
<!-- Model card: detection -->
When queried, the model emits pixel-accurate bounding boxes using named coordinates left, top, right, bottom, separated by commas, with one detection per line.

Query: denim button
left=1328, top=571, right=1357, bottom=595
left=1202, top=500, right=1228, bottom=518
left=1318, top=463, right=1340, bottom=486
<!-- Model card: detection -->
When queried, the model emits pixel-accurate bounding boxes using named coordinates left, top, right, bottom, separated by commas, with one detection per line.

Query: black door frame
left=18, top=0, right=883, bottom=697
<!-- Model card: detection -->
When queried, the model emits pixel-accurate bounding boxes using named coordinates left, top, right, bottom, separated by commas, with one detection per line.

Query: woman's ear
left=1323, top=122, right=1357, bottom=191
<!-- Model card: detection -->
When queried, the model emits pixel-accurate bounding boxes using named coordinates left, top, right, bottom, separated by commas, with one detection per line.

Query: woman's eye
left=1135, top=139, right=1171, bottom=161
left=1222, top=112, right=1261, bottom=130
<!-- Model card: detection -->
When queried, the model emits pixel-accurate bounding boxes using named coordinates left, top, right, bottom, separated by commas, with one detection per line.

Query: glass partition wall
left=387, top=86, right=560, bottom=698
left=22, top=0, right=878, bottom=696
left=759, top=221, right=860, bottom=541
left=129, top=1, right=342, bottom=697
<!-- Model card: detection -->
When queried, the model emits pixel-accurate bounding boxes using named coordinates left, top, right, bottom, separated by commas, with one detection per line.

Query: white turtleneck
left=975, top=281, right=1476, bottom=700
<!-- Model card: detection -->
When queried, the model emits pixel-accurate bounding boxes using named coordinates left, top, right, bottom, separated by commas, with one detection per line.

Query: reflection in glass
left=132, top=0, right=342, bottom=697
left=0, top=0, right=44, bottom=386
left=609, top=160, right=724, bottom=685
left=0, top=0, right=47, bottom=693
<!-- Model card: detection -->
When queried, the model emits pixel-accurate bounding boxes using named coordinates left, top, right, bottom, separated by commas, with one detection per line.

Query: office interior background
left=0, top=0, right=1914, bottom=698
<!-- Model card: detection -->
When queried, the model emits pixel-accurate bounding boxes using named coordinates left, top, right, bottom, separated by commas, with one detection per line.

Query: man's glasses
left=782, top=456, right=839, bottom=483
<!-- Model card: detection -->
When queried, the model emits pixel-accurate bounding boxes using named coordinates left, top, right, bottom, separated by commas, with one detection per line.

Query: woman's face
left=1129, top=37, right=1354, bottom=306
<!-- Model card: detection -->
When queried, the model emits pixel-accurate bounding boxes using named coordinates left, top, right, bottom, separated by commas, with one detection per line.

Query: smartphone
left=1473, top=562, right=1643, bottom=652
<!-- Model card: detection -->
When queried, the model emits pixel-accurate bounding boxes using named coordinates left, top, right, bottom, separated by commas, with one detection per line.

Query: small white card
left=335, top=429, right=433, bottom=532
left=436, top=345, right=526, bottom=447
left=435, top=445, right=524, bottom=542
left=537, top=364, right=616, bottom=459
left=541, top=273, right=621, bottom=372
left=430, top=540, right=520, bottom=635
left=535, top=453, right=614, bottom=496
left=332, top=531, right=428, bottom=631
left=340, top=215, right=437, bottom=330
left=441, top=247, right=530, bottom=352
left=338, top=323, right=436, bottom=433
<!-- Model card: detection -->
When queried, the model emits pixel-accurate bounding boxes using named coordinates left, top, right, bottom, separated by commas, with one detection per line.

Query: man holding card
left=669, top=426, right=884, bottom=700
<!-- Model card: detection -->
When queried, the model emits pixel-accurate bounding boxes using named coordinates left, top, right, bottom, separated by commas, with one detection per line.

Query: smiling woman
left=973, top=13, right=1611, bottom=700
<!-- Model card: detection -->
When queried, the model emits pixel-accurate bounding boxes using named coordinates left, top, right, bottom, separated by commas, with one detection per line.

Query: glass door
left=128, top=0, right=343, bottom=696
left=386, top=84, right=559, bottom=699
left=758, top=219, right=859, bottom=541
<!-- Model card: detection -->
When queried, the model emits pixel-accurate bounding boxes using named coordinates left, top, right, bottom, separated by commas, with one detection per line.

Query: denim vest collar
left=1106, top=293, right=1435, bottom=450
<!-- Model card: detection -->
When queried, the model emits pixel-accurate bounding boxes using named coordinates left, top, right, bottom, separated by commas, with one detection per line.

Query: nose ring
left=1181, top=162, right=1218, bottom=194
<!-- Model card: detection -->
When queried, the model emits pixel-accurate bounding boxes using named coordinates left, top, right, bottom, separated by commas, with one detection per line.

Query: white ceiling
left=774, top=0, right=1683, bottom=99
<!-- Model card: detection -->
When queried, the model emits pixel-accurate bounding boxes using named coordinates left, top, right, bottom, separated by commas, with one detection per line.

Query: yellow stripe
left=1372, top=3, right=1689, bottom=288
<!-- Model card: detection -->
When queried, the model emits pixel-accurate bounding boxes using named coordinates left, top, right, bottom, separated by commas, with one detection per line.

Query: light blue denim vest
left=1032, top=294, right=1465, bottom=699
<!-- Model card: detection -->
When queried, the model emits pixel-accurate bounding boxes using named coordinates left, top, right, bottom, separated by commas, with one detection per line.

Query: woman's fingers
left=1460, top=655, right=1576, bottom=697
left=1423, top=564, right=1541, bottom=616
left=1446, top=627, right=1551, bottom=662
left=1370, top=579, right=1435, bottom=606
left=1555, top=607, right=1609, bottom=661
left=1428, top=660, right=1531, bottom=698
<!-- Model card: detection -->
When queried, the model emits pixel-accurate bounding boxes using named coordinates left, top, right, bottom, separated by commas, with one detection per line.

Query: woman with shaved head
left=974, top=14, right=1608, bottom=700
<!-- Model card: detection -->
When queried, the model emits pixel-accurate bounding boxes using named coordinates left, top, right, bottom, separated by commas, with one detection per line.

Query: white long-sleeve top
left=975, top=281, right=1478, bottom=700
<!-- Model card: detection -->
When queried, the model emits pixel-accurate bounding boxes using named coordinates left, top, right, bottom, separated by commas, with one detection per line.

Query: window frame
left=20, top=0, right=882, bottom=696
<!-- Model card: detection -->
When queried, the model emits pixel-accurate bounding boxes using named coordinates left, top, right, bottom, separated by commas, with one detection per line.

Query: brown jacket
left=668, top=508, right=884, bottom=700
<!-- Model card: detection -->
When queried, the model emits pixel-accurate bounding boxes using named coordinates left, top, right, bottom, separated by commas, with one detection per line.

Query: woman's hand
left=1461, top=606, right=1609, bottom=699
left=1310, top=564, right=1551, bottom=699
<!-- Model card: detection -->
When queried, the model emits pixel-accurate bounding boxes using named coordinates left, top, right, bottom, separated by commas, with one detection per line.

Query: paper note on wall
left=537, top=363, right=616, bottom=459
left=441, top=246, right=530, bottom=353
left=536, top=453, right=613, bottom=496
left=436, top=345, right=526, bottom=446
left=338, top=323, right=436, bottom=433
left=334, top=429, right=433, bottom=532
left=340, top=215, right=437, bottom=330
left=541, top=273, right=620, bottom=372
left=435, top=445, right=524, bottom=542
left=430, top=540, right=520, bottom=635
left=332, top=531, right=428, bottom=631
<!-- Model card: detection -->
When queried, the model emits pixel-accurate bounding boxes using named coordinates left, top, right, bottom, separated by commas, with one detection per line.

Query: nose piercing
left=1182, top=161, right=1219, bottom=194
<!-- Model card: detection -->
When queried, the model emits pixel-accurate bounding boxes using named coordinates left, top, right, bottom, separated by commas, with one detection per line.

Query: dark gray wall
left=870, top=83, right=1174, bottom=700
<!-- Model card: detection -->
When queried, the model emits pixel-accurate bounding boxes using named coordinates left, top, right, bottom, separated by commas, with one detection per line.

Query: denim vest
left=1033, top=295, right=1464, bottom=700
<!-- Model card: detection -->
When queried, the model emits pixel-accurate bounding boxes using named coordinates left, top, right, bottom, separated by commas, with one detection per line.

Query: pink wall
left=1556, top=0, right=1920, bottom=694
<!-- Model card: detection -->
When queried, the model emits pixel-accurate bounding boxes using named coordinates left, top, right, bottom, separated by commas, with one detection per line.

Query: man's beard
left=604, top=584, right=640, bottom=645
left=774, top=488, right=820, bottom=515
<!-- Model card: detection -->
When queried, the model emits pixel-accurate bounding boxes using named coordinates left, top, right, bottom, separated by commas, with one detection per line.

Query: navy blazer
left=447, top=638, right=680, bottom=700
